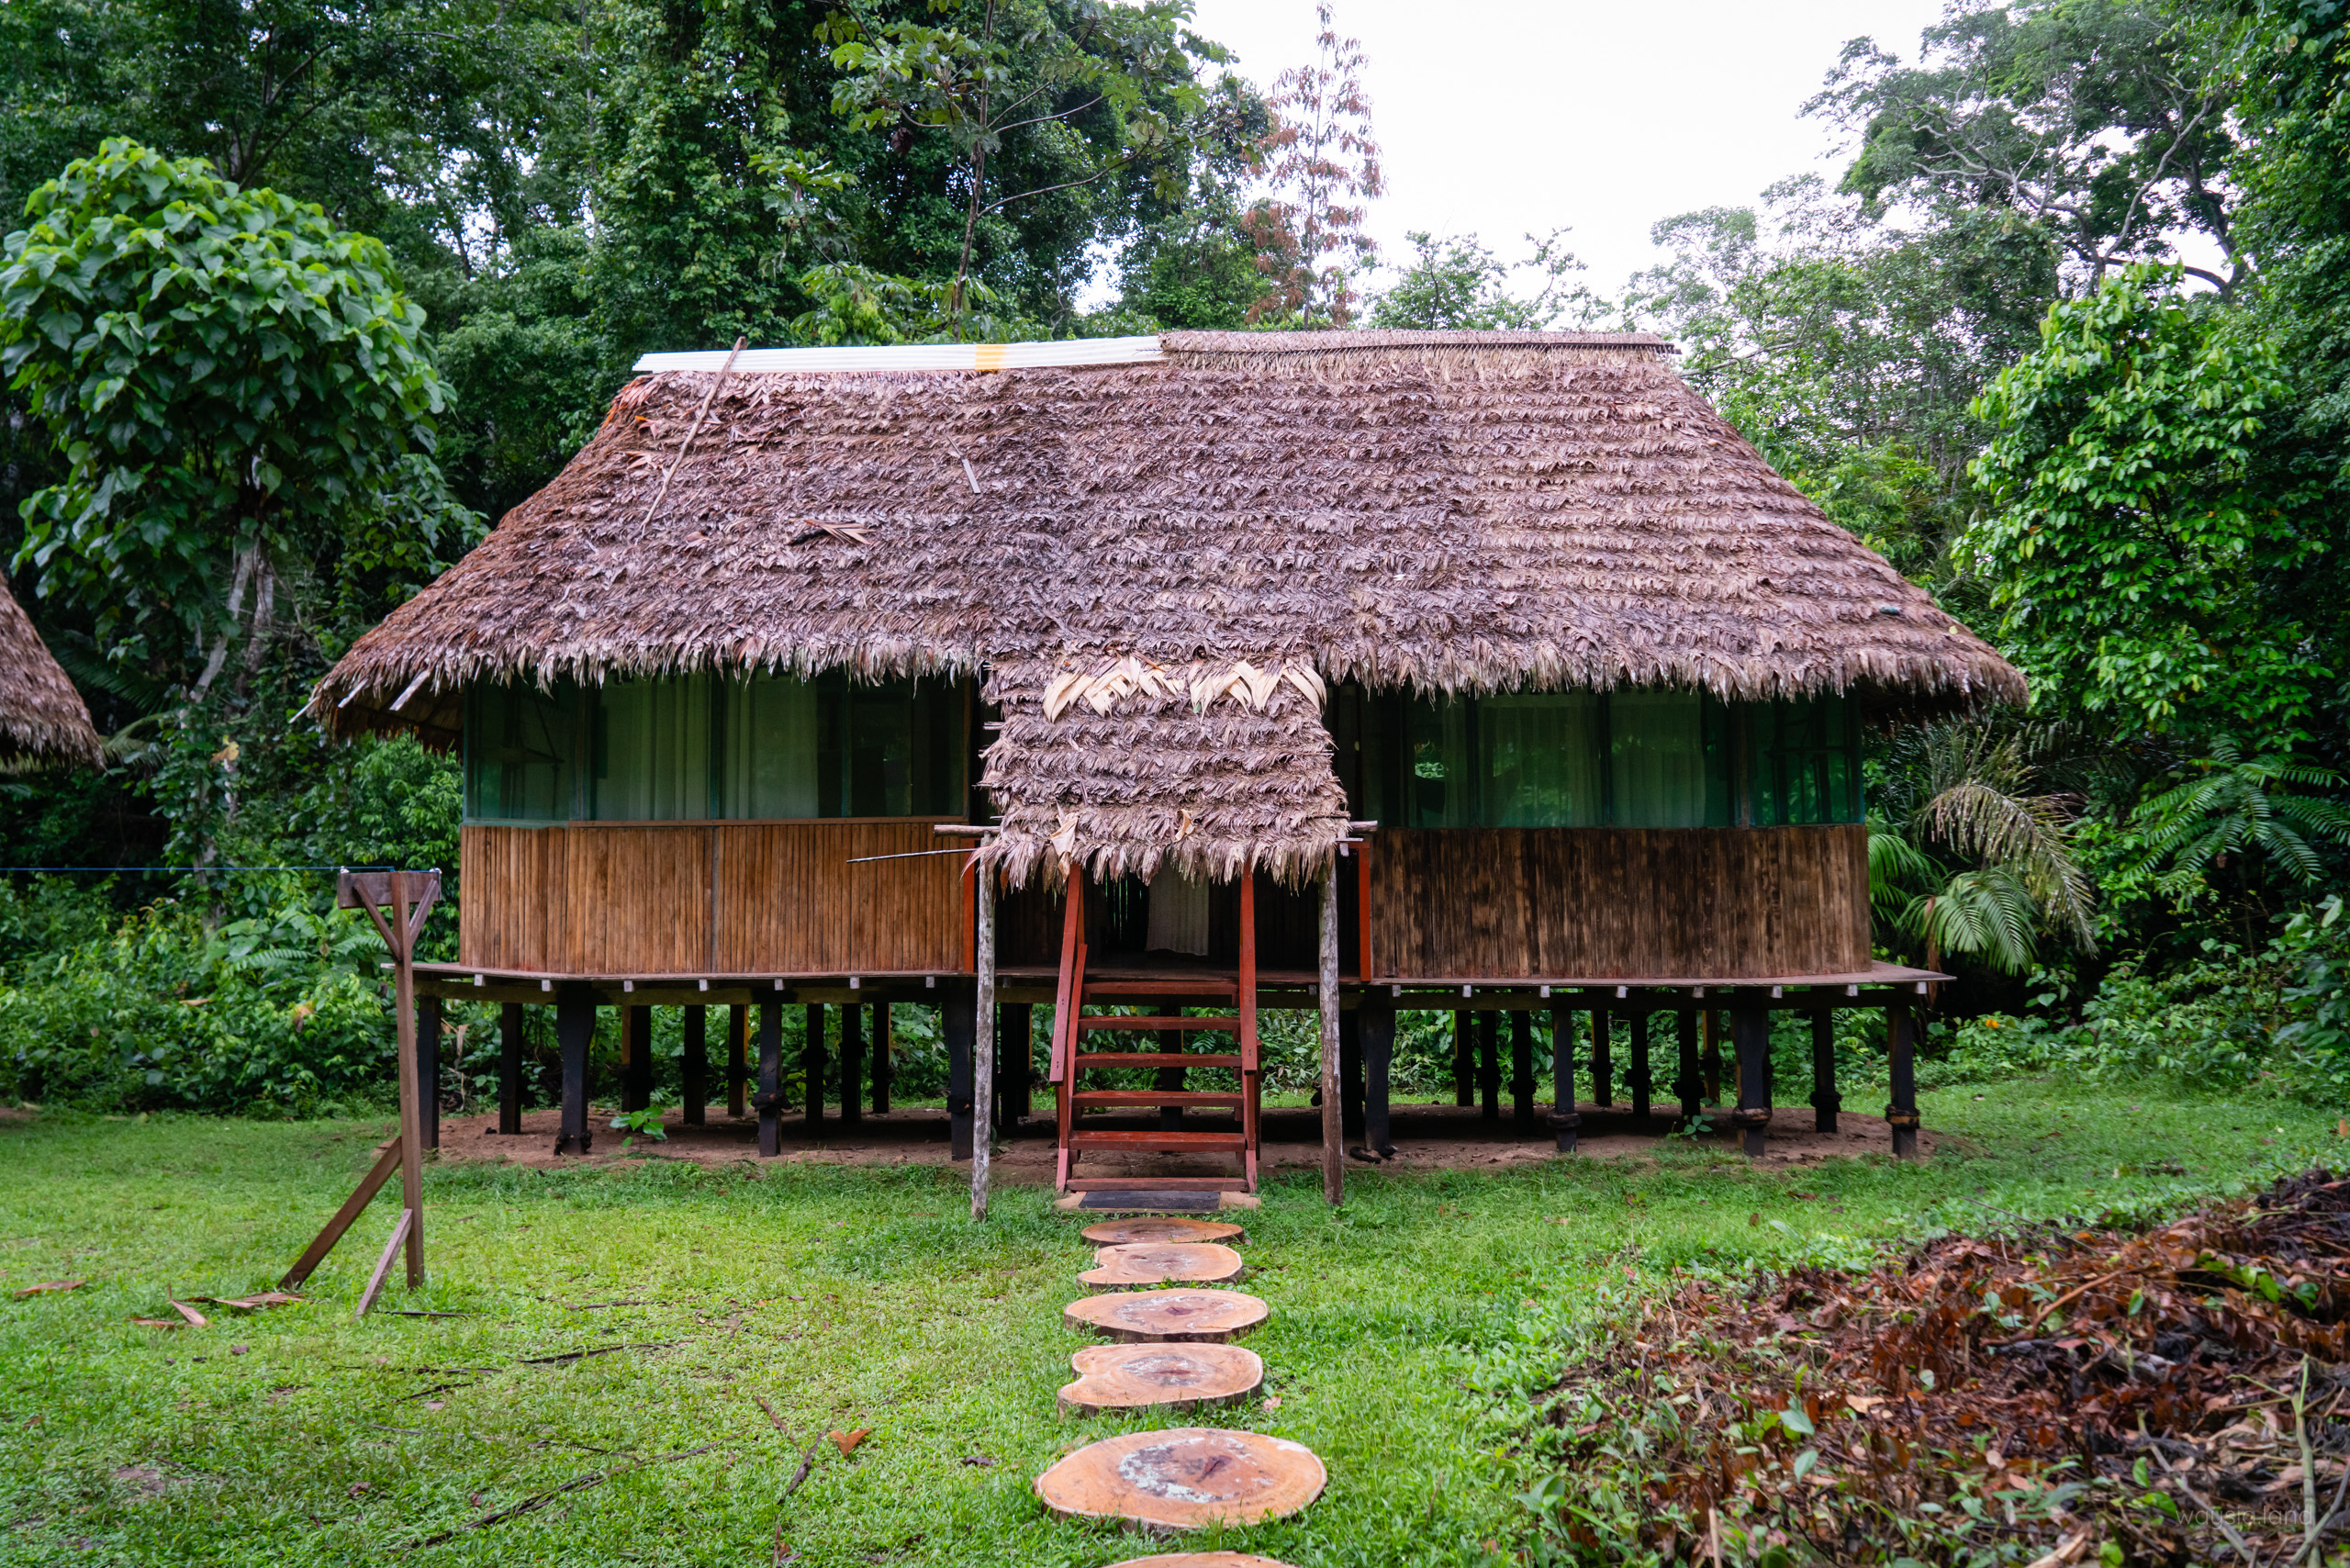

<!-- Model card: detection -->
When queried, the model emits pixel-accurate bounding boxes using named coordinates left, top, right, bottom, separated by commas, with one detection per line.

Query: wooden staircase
left=1047, top=868, right=1262, bottom=1193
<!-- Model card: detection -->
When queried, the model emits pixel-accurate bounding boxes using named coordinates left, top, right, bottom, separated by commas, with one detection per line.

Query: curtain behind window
left=1481, top=693, right=1603, bottom=826
left=1609, top=690, right=1706, bottom=827
left=721, top=675, right=820, bottom=819
left=592, top=676, right=711, bottom=821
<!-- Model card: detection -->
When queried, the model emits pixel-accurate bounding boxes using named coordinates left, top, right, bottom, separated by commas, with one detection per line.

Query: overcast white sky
left=1183, top=0, right=1953, bottom=297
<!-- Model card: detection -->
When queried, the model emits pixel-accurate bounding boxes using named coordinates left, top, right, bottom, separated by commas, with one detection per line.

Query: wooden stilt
left=803, top=1003, right=825, bottom=1127
left=1317, top=857, right=1342, bottom=1205
left=1591, top=1010, right=1613, bottom=1109
left=1811, top=1007, right=1839, bottom=1133
left=1477, top=1010, right=1499, bottom=1121
left=839, top=1004, right=864, bottom=1127
left=1003, top=1002, right=1032, bottom=1124
left=872, top=1002, right=891, bottom=1114
left=757, top=999, right=783, bottom=1157
left=1628, top=1010, right=1652, bottom=1123
left=415, top=993, right=442, bottom=1150
left=498, top=1002, right=523, bottom=1136
left=621, top=1004, right=652, bottom=1114
left=946, top=983, right=976, bottom=1163
left=681, top=1005, right=707, bottom=1126
left=1510, top=1010, right=1536, bottom=1131
left=726, top=1003, right=747, bottom=1117
left=1549, top=1000, right=1579, bottom=1152
left=1675, top=1008, right=1701, bottom=1125
left=1701, top=1009, right=1722, bottom=1103
left=554, top=982, right=594, bottom=1156
left=1887, top=1002, right=1919, bottom=1159
left=1339, top=1010, right=1364, bottom=1139
left=1362, top=993, right=1394, bottom=1157
left=1453, top=1009, right=1473, bottom=1105
left=1731, top=1002, right=1771, bottom=1159
left=972, top=857, right=996, bottom=1219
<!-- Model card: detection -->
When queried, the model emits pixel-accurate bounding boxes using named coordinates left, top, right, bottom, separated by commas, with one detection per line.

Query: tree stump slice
left=1080, top=1242, right=1245, bottom=1288
left=1034, top=1428, right=1326, bottom=1530
left=1104, top=1555, right=1296, bottom=1568
left=1080, top=1216, right=1247, bottom=1248
left=1063, top=1288, right=1269, bottom=1343
left=1058, top=1342, right=1265, bottom=1416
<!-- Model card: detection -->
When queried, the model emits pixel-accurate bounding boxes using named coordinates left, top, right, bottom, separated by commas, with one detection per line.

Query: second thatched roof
left=0, top=573, right=100, bottom=770
left=309, top=330, right=2023, bottom=884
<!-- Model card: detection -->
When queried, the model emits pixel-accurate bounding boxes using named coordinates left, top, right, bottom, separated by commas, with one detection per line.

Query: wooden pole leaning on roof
left=637, top=335, right=744, bottom=532
left=281, top=869, right=440, bottom=1306
left=971, top=841, right=996, bottom=1220
left=1318, top=853, right=1343, bottom=1205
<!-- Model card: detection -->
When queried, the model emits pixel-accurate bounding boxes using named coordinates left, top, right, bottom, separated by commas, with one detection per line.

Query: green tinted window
left=811, top=672, right=963, bottom=818
left=1746, top=694, right=1862, bottom=825
left=592, top=676, right=714, bottom=821
left=1608, top=690, right=1707, bottom=828
left=464, top=682, right=576, bottom=823
left=720, top=675, right=820, bottom=819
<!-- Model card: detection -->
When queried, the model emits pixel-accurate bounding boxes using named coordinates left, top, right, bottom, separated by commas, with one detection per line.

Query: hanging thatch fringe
left=305, top=330, right=2023, bottom=879
left=0, top=571, right=101, bottom=769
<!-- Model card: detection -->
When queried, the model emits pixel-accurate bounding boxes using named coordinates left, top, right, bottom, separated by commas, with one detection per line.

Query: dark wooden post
left=872, top=1002, right=891, bottom=1114
left=415, top=992, right=442, bottom=1150
left=1701, top=1008, right=1723, bottom=1103
left=1549, top=999, right=1579, bottom=1152
left=1674, top=1008, right=1701, bottom=1125
left=554, top=982, right=595, bottom=1156
left=802, top=1004, right=826, bottom=1127
left=1361, top=992, right=1395, bottom=1157
left=1452, top=1008, right=1473, bottom=1106
left=1339, top=1009, right=1364, bottom=1139
left=1003, top=1002, right=1033, bottom=1124
left=757, top=998, right=782, bottom=1157
left=681, top=1005, right=707, bottom=1126
left=946, top=984, right=976, bottom=1162
left=727, top=1004, right=748, bottom=1118
left=1509, top=1010, right=1536, bottom=1131
left=1628, top=1009, right=1652, bottom=1123
left=1887, top=1002, right=1919, bottom=1159
left=838, top=1004, right=864, bottom=1127
left=498, top=1002, right=524, bottom=1136
left=1731, top=1001, right=1772, bottom=1159
left=1591, top=1010, right=1614, bottom=1109
left=621, top=1004, right=653, bottom=1114
left=1477, top=1010, right=1499, bottom=1121
left=1810, top=1006, right=1839, bottom=1133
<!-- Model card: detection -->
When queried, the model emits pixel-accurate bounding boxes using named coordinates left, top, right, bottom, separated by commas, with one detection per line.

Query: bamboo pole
left=972, top=855, right=996, bottom=1221
left=1318, top=856, right=1342, bottom=1206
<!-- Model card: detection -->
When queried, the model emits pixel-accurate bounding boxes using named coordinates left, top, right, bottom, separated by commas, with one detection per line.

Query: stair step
left=1077, top=1015, right=1237, bottom=1032
left=1069, top=1130, right=1248, bottom=1151
left=1072, top=1091, right=1245, bottom=1108
left=1072, top=1052, right=1243, bottom=1070
left=1066, top=1177, right=1253, bottom=1193
left=1082, top=980, right=1237, bottom=998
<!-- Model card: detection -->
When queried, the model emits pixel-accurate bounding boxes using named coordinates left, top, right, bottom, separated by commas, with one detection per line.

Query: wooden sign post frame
left=280, top=869, right=441, bottom=1316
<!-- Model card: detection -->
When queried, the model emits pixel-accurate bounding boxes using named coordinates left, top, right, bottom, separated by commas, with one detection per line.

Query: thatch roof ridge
left=0, top=573, right=101, bottom=768
left=1160, top=329, right=1673, bottom=353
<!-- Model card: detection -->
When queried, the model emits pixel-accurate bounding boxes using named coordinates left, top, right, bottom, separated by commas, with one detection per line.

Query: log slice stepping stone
left=1080, top=1242, right=1245, bottom=1288
left=1034, top=1427, right=1325, bottom=1529
left=1063, top=1288, right=1269, bottom=1343
left=1058, top=1342, right=1265, bottom=1416
left=1080, top=1216, right=1247, bottom=1248
left=1105, top=1555, right=1296, bottom=1568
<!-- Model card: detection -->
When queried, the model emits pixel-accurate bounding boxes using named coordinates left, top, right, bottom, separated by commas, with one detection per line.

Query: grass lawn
left=1, top=1082, right=2342, bottom=1567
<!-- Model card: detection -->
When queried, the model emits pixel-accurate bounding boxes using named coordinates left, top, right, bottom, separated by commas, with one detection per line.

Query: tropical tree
left=2129, top=739, right=2350, bottom=903
left=1367, top=230, right=1595, bottom=330
left=1242, top=2, right=1382, bottom=326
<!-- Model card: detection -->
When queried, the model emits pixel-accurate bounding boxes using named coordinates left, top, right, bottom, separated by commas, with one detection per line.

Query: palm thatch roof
left=0, top=572, right=100, bottom=769
left=308, top=330, right=2023, bottom=884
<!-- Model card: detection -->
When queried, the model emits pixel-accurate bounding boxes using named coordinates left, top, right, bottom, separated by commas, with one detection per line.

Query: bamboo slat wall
left=460, top=821, right=967, bottom=975
left=1368, top=825, right=1871, bottom=980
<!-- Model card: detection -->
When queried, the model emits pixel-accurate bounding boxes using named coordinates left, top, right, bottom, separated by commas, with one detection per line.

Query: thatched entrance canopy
left=0, top=572, right=100, bottom=769
left=308, top=330, right=2022, bottom=885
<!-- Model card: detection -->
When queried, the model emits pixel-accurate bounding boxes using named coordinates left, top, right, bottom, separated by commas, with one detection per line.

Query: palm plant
left=2129, top=738, right=2350, bottom=899
left=1870, top=721, right=2096, bottom=973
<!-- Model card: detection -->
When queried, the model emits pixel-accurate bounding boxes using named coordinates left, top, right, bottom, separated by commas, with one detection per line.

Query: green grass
left=0, top=1082, right=2341, bottom=1566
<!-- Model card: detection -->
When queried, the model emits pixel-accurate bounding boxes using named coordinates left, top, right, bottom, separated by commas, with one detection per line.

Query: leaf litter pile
left=1532, top=1171, right=2350, bottom=1565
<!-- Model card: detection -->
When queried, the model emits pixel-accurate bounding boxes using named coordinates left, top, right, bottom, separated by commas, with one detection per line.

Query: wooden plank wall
left=1368, top=825, right=1871, bottom=980
left=460, top=822, right=966, bottom=975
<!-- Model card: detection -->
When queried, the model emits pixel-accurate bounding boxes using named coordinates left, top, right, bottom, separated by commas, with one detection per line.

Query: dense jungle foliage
left=1, top=0, right=2346, bottom=1118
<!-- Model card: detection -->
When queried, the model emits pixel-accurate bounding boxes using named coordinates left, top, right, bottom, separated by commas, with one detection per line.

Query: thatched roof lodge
left=312, top=330, right=2022, bottom=1182
left=0, top=571, right=100, bottom=769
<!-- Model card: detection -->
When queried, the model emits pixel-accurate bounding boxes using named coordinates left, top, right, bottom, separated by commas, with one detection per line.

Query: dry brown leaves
left=1544, top=1170, right=2350, bottom=1565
